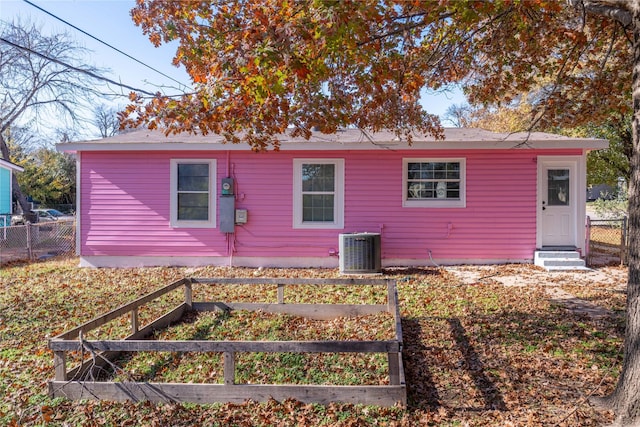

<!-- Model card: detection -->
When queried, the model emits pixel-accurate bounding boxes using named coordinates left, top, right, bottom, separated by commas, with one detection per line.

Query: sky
left=0, top=0, right=467, bottom=135
left=1, top=0, right=191, bottom=99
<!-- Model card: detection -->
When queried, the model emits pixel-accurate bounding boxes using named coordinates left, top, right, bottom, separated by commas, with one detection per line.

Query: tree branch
left=568, top=0, right=633, bottom=29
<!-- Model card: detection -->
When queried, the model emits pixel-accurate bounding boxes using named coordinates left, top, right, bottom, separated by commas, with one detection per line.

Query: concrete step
left=535, top=251, right=582, bottom=259
left=534, top=250, right=589, bottom=271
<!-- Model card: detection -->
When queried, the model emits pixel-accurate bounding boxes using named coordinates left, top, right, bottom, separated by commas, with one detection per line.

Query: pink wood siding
left=80, top=148, right=583, bottom=262
left=80, top=152, right=226, bottom=256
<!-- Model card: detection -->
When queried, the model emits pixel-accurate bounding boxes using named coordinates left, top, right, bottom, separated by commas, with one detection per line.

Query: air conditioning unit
left=339, top=232, right=382, bottom=274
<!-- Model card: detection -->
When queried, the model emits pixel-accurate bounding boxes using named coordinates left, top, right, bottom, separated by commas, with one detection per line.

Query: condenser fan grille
left=339, top=233, right=381, bottom=274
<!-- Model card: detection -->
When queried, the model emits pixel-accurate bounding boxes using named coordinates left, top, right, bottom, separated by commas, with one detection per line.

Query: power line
left=0, top=35, right=161, bottom=97
left=21, top=0, right=191, bottom=89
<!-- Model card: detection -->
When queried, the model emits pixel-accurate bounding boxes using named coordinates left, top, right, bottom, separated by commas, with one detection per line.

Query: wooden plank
left=130, top=308, right=139, bottom=335
left=397, top=350, right=407, bottom=389
left=190, top=277, right=391, bottom=286
left=184, top=282, right=192, bottom=308
left=55, top=279, right=189, bottom=340
left=191, top=302, right=388, bottom=320
left=49, top=381, right=406, bottom=407
left=51, top=339, right=401, bottom=353
left=132, top=303, right=187, bottom=339
left=61, top=304, right=188, bottom=381
left=385, top=281, right=404, bottom=388
left=277, top=284, right=284, bottom=304
left=53, top=351, right=66, bottom=381
left=386, top=280, right=395, bottom=313
left=390, top=284, right=404, bottom=343
left=224, top=351, right=235, bottom=385
left=388, top=352, right=400, bottom=385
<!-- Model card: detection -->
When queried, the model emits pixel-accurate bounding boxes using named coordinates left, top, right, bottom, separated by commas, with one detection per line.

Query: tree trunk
left=591, top=8, right=640, bottom=426
left=0, top=132, right=30, bottom=214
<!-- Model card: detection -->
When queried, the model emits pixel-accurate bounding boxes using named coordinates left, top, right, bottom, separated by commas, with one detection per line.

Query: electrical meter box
left=235, top=209, right=248, bottom=224
left=221, top=178, right=234, bottom=195
left=220, top=197, right=235, bottom=233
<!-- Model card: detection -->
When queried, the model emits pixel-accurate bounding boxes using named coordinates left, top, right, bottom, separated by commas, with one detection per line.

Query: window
left=403, top=158, right=466, bottom=208
left=170, top=159, right=216, bottom=227
left=293, top=159, right=344, bottom=229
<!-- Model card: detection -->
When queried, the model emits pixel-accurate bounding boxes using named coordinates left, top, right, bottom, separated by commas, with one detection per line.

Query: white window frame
left=293, top=158, right=345, bottom=229
left=402, top=158, right=466, bottom=208
left=170, top=159, right=216, bottom=228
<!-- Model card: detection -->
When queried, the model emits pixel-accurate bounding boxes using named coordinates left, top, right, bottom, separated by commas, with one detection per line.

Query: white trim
left=0, top=158, right=24, bottom=172
left=59, top=139, right=607, bottom=153
left=383, top=258, right=533, bottom=267
left=57, top=128, right=609, bottom=153
left=78, top=255, right=532, bottom=268
left=292, top=158, right=345, bottom=229
left=75, top=156, right=81, bottom=255
left=536, top=155, right=586, bottom=253
left=3, top=166, right=14, bottom=215
left=402, top=158, right=466, bottom=208
left=0, top=162, right=20, bottom=215
left=170, top=159, right=217, bottom=228
left=78, top=255, right=340, bottom=268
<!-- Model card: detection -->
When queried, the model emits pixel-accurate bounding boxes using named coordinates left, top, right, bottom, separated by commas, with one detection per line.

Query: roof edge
left=0, top=158, right=24, bottom=172
left=58, top=138, right=609, bottom=153
left=56, top=127, right=609, bottom=153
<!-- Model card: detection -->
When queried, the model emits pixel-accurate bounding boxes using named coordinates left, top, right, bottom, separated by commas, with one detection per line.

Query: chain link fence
left=586, top=216, right=628, bottom=267
left=0, top=220, right=76, bottom=265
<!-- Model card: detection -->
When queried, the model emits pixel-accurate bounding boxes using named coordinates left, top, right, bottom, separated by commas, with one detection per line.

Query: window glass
left=547, top=169, right=570, bottom=206
left=403, top=158, right=466, bottom=208
left=177, top=163, right=210, bottom=221
left=177, top=193, right=209, bottom=221
left=407, top=161, right=461, bottom=200
left=178, top=164, right=209, bottom=192
left=302, top=164, right=335, bottom=192
left=302, top=164, right=335, bottom=222
left=302, top=194, right=335, bottom=222
left=171, top=159, right=215, bottom=227
left=293, top=159, right=344, bottom=229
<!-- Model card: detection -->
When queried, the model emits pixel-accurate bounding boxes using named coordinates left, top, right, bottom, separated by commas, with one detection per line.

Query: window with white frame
left=170, top=159, right=216, bottom=227
left=293, top=159, right=344, bottom=229
left=403, top=158, right=466, bottom=208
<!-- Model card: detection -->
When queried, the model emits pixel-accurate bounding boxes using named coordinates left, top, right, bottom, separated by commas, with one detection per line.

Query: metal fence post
left=585, top=216, right=591, bottom=267
left=622, top=216, right=628, bottom=266
left=26, top=223, right=32, bottom=260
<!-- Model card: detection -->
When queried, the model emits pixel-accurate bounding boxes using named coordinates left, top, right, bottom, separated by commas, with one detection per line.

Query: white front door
left=538, top=158, right=578, bottom=247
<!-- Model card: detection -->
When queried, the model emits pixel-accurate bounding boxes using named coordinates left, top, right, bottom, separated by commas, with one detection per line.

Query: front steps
left=534, top=249, right=589, bottom=271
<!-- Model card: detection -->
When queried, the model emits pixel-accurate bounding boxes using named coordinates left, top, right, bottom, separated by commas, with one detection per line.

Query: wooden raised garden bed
left=48, top=277, right=406, bottom=407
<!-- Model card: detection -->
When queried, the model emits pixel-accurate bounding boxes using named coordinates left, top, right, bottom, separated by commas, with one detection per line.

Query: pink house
left=58, top=128, right=606, bottom=269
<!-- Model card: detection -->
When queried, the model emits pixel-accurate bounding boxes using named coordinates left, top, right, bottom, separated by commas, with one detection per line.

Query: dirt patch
left=445, top=263, right=627, bottom=319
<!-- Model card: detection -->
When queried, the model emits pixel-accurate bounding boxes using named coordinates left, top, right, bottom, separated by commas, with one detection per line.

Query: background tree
left=4, top=127, right=76, bottom=211
left=92, top=104, right=122, bottom=138
left=0, top=19, right=102, bottom=213
left=444, top=101, right=536, bottom=133
left=584, top=114, right=633, bottom=188
left=127, top=1, right=640, bottom=423
left=13, top=147, right=76, bottom=209
left=443, top=103, right=472, bottom=128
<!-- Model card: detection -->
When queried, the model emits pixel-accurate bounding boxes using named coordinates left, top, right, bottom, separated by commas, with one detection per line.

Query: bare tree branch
left=568, top=0, right=633, bottom=29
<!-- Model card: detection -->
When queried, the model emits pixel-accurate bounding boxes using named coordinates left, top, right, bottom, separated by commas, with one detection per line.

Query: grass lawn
left=0, top=258, right=626, bottom=426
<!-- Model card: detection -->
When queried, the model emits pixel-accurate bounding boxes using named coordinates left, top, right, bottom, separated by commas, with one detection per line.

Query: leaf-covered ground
left=0, top=258, right=626, bottom=426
